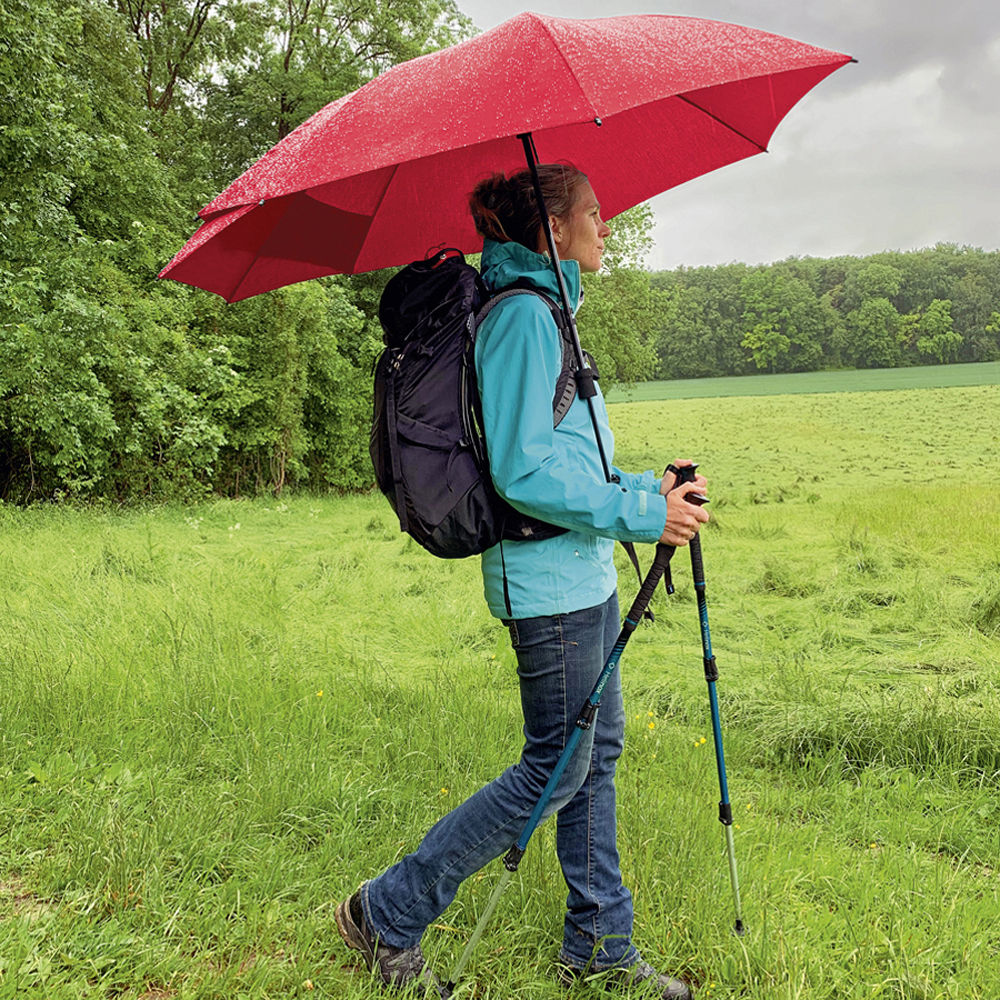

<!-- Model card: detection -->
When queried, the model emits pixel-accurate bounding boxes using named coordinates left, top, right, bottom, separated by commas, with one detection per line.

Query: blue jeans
left=362, top=592, right=639, bottom=970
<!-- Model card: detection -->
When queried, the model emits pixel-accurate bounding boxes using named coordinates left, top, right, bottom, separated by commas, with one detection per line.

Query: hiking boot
left=335, top=889, right=442, bottom=995
left=557, top=959, right=694, bottom=1000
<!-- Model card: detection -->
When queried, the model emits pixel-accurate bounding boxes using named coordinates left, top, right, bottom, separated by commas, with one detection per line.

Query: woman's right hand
left=658, top=462, right=710, bottom=547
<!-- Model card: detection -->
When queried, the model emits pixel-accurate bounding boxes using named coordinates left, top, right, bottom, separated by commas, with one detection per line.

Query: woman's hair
left=468, top=164, right=588, bottom=251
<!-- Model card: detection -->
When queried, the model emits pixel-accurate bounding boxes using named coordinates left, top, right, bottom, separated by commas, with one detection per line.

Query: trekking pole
left=443, top=537, right=681, bottom=996
left=681, top=479, right=745, bottom=937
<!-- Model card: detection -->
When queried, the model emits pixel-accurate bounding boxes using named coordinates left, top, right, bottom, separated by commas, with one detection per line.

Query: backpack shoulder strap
left=474, top=284, right=596, bottom=429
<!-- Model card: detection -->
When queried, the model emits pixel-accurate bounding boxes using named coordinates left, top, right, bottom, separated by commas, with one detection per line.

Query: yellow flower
left=440, top=787, right=449, bottom=795
left=700, top=737, right=707, bottom=745
left=316, top=690, right=323, bottom=698
left=648, top=722, right=655, bottom=730
left=647, top=711, right=655, bottom=717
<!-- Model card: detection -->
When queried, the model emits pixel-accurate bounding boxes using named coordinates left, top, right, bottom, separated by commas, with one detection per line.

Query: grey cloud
left=454, top=0, right=1000, bottom=268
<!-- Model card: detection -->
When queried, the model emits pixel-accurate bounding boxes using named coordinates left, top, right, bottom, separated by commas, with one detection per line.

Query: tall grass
left=1, top=383, right=999, bottom=999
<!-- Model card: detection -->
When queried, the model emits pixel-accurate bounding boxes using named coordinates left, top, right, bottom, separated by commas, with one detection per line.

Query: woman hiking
left=336, top=164, right=708, bottom=999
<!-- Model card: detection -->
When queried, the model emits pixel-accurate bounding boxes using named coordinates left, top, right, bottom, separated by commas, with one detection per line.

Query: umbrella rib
left=354, top=162, right=399, bottom=271
left=226, top=220, right=267, bottom=303
left=533, top=15, right=600, bottom=122
left=675, top=94, right=768, bottom=153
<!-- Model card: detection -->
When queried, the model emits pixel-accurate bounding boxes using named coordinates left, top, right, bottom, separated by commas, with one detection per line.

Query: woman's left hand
left=658, top=459, right=709, bottom=547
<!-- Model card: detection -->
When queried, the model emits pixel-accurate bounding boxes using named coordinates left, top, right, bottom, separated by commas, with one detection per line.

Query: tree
left=844, top=298, right=901, bottom=369
left=1, top=0, right=385, bottom=500
left=192, top=0, right=473, bottom=191
left=739, top=268, right=827, bottom=373
left=651, top=263, right=750, bottom=379
left=842, top=260, right=903, bottom=312
left=977, top=310, right=1000, bottom=362
left=741, top=321, right=790, bottom=373
left=108, top=0, right=268, bottom=112
left=576, top=205, right=659, bottom=388
left=912, top=299, right=962, bottom=363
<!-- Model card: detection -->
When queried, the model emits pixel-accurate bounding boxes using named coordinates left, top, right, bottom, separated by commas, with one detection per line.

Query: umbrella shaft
left=519, top=132, right=613, bottom=485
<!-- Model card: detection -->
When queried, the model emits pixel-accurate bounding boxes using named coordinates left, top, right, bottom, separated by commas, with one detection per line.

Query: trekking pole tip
left=732, top=919, right=746, bottom=937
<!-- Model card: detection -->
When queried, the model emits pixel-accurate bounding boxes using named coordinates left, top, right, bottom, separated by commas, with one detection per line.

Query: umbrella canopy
left=160, top=12, right=852, bottom=302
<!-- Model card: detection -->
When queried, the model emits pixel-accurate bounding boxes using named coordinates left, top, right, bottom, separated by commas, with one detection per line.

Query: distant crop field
left=605, top=360, right=1000, bottom=402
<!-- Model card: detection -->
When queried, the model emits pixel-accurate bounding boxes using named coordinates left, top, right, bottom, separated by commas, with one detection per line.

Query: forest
left=3, top=0, right=1000, bottom=503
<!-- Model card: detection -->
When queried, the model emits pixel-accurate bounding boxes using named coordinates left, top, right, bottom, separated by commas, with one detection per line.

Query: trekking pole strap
left=624, top=542, right=674, bottom=623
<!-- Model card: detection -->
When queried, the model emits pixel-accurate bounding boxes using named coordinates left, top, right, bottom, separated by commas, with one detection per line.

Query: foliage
left=844, top=296, right=901, bottom=369
left=739, top=268, right=828, bottom=373
left=652, top=244, right=1000, bottom=377
left=910, top=298, right=963, bottom=362
left=577, top=205, right=660, bottom=388
left=652, top=266, right=751, bottom=379
left=0, top=0, right=467, bottom=502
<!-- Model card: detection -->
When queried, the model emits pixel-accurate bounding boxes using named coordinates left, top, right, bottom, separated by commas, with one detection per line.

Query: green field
left=1, top=381, right=999, bottom=999
left=605, top=360, right=1000, bottom=402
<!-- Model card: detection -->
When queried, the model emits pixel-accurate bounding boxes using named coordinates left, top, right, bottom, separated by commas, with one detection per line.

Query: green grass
left=1, top=383, right=999, bottom=999
left=605, top=360, right=1000, bottom=402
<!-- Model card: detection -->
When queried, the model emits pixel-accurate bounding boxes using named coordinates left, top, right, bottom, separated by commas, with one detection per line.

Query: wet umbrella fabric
left=160, top=12, right=852, bottom=302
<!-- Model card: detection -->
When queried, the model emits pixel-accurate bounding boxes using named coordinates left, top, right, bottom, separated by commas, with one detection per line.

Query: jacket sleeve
left=475, top=297, right=667, bottom=543
left=613, top=467, right=663, bottom=494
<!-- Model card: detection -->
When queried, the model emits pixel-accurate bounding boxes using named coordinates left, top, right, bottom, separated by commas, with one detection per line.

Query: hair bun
left=468, top=164, right=586, bottom=251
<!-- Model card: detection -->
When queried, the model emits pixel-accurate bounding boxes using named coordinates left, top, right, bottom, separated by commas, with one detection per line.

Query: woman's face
left=549, top=181, right=612, bottom=273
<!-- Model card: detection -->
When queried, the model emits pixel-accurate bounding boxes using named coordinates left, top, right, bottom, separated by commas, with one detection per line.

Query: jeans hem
left=557, top=945, right=641, bottom=973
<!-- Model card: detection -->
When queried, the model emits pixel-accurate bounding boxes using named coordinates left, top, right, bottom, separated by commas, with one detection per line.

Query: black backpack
left=370, top=249, right=591, bottom=559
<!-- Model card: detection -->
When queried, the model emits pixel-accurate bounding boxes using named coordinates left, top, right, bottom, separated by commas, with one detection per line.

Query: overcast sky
left=454, top=0, right=1000, bottom=271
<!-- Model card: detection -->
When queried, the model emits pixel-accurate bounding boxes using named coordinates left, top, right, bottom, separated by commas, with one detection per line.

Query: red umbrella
left=160, top=12, right=852, bottom=302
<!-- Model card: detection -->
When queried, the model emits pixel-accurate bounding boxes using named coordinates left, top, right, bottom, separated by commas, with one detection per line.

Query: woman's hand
left=658, top=459, right=710, bottom=547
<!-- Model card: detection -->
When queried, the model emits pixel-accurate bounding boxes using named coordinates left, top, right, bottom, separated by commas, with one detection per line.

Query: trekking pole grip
left=689, top=532, right=706, bottom=586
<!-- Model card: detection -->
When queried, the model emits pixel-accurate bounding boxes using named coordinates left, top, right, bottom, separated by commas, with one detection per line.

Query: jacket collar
left=480, top=238, right=582, bottom=314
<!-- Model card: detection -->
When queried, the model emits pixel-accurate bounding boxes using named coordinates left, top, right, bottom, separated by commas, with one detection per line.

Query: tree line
left=2, top=0, right=998, bottom=503
left=650, top=247, right=1000, bottom=380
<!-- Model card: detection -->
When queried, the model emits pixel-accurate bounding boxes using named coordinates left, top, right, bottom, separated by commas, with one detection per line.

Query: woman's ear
left=548, top=214, right=563, bottom=243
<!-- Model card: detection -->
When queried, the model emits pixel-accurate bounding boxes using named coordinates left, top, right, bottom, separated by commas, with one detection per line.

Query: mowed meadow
left=1, top=376, right=998, bottom=999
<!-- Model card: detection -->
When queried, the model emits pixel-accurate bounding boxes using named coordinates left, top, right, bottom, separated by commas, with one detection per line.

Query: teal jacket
left=474, top=238, right=668, bottom=619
